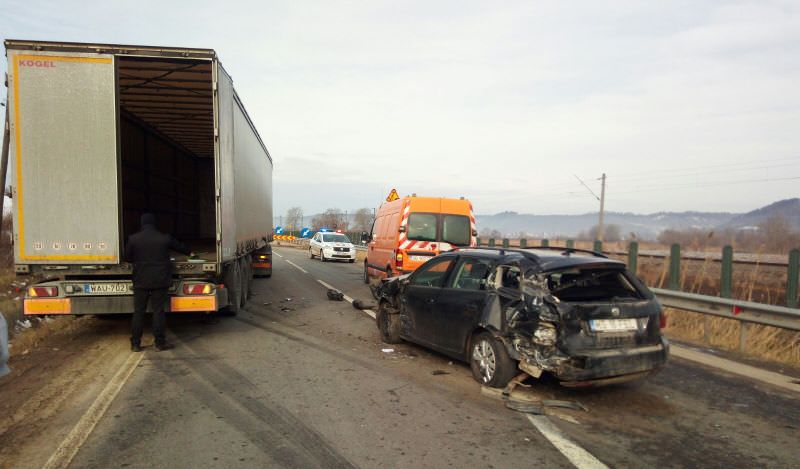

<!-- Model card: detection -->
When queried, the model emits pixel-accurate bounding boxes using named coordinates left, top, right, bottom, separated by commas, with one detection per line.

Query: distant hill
left=475, top=198, right=800, bottom=239
left=721, top=198, right=800, bottom=231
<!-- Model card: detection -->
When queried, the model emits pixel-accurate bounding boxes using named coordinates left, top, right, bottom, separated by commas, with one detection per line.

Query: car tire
left=363, top=262, right=370, bottom=284
left=348, top=258, right=355, bottom=263
left=309, top=248, right=315, bottom=259
left=469, top=332, right=517, bottom=388
left=320, top=251, right=326, bottom=262
left=377, top=300, right=401, bottom=344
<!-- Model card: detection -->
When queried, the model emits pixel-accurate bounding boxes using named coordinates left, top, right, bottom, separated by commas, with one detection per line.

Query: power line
left=607, top=175, right=800, bottom=195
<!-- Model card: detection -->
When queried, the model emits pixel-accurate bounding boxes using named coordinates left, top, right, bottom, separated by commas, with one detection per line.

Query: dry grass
left=664, top=308, right=800, bottom=366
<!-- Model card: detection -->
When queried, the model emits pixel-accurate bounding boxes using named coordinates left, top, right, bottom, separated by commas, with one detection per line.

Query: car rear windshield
left=544, top=267, right=644, bottom=302
left=407, top=213, right=437, bottom=242
left=322, top=234, right=350, bottom=243
left=442, top=215, right=470, bottom=246
left=407, top=213, right=471, bottom=245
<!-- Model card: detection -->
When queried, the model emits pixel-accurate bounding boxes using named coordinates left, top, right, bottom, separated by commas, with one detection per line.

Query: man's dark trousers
left=131, top=288, right=169, bottom=347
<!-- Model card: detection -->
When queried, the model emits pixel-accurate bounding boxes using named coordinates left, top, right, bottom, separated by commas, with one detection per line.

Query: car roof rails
left=520, top=245, right=608, bottom=258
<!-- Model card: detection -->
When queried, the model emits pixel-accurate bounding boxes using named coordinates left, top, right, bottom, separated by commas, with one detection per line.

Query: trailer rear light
left=258, top=254, right=268, bottom=260
left=183, top=284, right=213, bottom=295
left=28, top=286, right=58, bottom=297
left=659, top=312, right=667, bottom=329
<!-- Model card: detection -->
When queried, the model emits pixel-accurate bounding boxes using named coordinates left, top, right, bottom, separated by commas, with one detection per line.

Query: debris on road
left=327, top=289, right=344, bottom=301
left=353, top=299, right=377, bottom=310
left=431, top=370, right=450, bottom=376
left=542, top=400, right=588, bottom=413
left=381, top=348, right=395, bottom=353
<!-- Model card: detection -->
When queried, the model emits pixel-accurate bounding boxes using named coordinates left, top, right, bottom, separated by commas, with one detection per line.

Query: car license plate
left=410, top=255, right=432, bottom=262
left=589, top=318, right=638, bottom=332
left=82, top=282, right=132, bottom=295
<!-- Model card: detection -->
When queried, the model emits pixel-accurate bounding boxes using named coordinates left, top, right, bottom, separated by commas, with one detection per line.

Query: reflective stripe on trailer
left=171, top=296, right=216, bottom=312
left=24, top=298, right=72, bottom=315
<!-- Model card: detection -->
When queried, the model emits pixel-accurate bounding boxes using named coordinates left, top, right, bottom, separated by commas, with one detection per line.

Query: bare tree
left=311, top=208, right=348, bottom=231
left=285, top=207, right=304, bottom=232
left=352, top=208, right=373, bottom=232
left=580, top=224, right=621, bottom=242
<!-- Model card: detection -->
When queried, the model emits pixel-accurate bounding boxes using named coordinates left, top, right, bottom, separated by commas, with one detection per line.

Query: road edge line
left=317, top=279, right=376, bottom=319
left=43, top=351, right=144, bottom=469
left=527, top=415, right=608, bottom=469
left=285, top=259, right=308, bottom=274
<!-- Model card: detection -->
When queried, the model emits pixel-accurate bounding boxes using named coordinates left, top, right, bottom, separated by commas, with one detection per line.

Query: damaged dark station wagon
left=376, top=247, right=669, bottom=388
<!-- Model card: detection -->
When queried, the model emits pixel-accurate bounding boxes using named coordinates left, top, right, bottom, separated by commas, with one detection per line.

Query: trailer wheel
left=222, top=261, right=242, bottom=316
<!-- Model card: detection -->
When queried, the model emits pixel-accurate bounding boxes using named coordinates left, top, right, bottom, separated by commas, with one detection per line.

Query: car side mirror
left=472, top=229, right=478, bottom=236
left=361, top=231, right=371, bottom=243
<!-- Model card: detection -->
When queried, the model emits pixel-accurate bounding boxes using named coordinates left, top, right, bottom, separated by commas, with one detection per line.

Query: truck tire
left=469, top=332, right=517, bottom=388
left=241, top=256, right=252, bottom=303
left=222, top=261, right=242, bottom=316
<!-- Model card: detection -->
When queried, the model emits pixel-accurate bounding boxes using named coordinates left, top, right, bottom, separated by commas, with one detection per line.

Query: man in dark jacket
left=125, top=213, right=193, bottom=352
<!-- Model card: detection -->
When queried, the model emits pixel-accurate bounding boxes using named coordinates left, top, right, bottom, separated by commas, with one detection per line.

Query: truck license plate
left=410, top=255, right=433, bottom=262
left=589, top=318, right=638, bottom=332
left=82, top=282, right=132, bottom=295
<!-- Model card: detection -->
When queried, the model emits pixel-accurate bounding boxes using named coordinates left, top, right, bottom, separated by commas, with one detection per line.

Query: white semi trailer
left=3, top=39, right=273, bottom=316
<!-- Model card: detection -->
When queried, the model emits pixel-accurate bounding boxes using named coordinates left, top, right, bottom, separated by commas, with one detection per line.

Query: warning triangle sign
left=386, top=189, right=400, bottom=202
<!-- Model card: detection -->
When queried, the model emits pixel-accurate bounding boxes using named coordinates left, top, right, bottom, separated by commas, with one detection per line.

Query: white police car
left=309, top=232, right=356, bottom=263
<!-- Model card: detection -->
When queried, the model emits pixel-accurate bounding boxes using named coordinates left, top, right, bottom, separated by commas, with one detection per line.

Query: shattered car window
left=451, top=258, right=492, bottom=290
left=545, top=267, right=643, bottom=302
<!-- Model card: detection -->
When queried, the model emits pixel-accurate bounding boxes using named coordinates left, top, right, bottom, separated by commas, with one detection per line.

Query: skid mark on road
left=43, top=351, right=143, bottom=469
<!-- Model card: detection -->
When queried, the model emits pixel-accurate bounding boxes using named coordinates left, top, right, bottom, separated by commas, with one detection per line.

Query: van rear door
left=8, top=51, right=120, bottom=264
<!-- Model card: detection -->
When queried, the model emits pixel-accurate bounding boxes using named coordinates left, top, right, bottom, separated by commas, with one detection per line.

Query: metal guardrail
left=652, top=288, right=800, bottom=331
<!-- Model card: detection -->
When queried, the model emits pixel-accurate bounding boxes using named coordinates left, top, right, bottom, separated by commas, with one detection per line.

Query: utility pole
left=598, top=173, right=606, bottom=242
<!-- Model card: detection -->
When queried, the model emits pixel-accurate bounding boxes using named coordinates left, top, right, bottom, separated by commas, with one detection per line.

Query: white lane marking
left=285, top=259, right=308, bottom=274
left=43, top=351, right=144, bottom=469
left=317, top=279, right=376, bottom=319
left=527, top=415, right=608, bottom=469
left=273, top=252, right=283, bottom=258
left=671, top=344, right=800, bottom=393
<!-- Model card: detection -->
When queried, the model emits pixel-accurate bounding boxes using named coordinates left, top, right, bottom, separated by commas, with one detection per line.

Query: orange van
left=363, top=196, right=477, bottom=283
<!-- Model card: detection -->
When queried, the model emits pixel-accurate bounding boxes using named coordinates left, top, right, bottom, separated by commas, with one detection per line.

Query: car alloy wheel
left=472, top=338, right=496, bottom=383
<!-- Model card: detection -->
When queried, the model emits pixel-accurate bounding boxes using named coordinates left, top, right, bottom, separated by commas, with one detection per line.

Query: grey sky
left=2, top=0, right=799, bottom=217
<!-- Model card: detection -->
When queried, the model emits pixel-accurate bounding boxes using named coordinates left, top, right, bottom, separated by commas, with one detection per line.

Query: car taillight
left=183, top=283, right=213, bottom=295
left=28, top=286, right=58, bottom=297
left=659, top=312, right=667, bottom=329
left=395, top=251, right=403, bottom=268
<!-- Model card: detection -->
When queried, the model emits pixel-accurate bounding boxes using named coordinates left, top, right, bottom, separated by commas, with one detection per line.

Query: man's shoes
left=155, top=342, right=175, bottom=352
left=131, top=343, right=143, bottom=353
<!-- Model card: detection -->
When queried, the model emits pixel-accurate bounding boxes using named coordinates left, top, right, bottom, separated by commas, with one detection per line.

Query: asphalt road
left=1, top=245, right=799, bottom=468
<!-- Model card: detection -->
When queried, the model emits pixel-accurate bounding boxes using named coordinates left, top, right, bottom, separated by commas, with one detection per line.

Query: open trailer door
left=8, top=50, right=120, bottom=264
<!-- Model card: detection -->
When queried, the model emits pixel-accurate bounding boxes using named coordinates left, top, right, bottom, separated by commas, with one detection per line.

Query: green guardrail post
left=520, top=239, right=527, bottom=248
left=721, top=245, right=733, bottom=299
left=628, top=241, right=639, bottom=275
left=593, top=240, right=602, bottom=253
left=502, top=238, right=509, bottom=248
left=787, top=248, right=799, bottom=308
left=476, top=237, right=482, bottom=246
left=566, top=239, right=575, bottom=249
left=541, top=239, right=549, bottom=247
left=668, top=243, right=681, bottom=290
left=488, top=238, right=495, bottom=247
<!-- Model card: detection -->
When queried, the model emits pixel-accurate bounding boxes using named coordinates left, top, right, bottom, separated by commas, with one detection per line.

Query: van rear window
left=407, top=213, right=437, bottom=242
left=442, top=215, right=470, bottom=246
